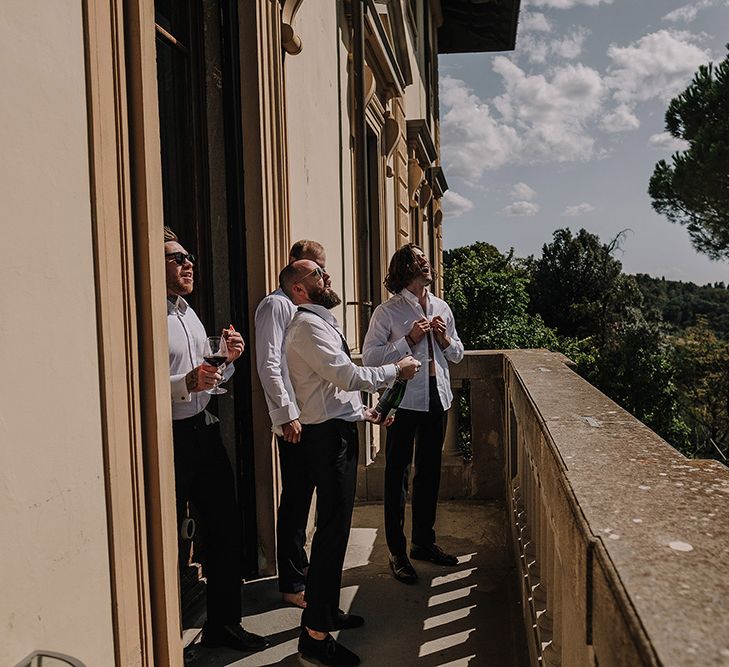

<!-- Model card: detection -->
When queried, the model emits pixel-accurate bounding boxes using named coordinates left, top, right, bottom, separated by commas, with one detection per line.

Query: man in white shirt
left=165, top=228, right=269, bottom=653
left=283, top=259, right=419, bottom=667
left=362, top=244, right=464, bottom=584
left=254, top=240, right=325, bottom=609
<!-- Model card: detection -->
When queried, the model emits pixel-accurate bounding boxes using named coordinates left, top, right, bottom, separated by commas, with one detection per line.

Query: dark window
left=154, top=0, right=258, bottom=623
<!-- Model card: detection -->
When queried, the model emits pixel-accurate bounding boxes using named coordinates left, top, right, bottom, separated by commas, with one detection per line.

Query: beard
left=309, top=283, right=342, bottom=309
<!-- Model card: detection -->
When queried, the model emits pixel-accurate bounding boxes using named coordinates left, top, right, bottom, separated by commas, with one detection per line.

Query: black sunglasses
left=165, top=252, right=196, bottom=266
left=299, top=266, right=325, bottom=282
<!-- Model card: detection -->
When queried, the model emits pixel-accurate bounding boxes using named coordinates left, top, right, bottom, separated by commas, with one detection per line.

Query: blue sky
left=438, top=0, right=729, bottom=284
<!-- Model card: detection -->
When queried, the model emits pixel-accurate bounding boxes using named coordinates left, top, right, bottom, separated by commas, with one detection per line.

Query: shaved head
left=280, top=260, right=318, bottom=299
left=281, top=259, right=340, bottom=309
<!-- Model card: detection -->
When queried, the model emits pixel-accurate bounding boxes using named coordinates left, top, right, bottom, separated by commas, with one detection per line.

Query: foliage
left=527, top=228, right=644, bottom=345
left=578, top=322, right=692, bottom=452
left=649, top=47, right=729, bottom=260
left=635, top=273, right=729, bottom=339
left=672, top=318, right=729, bottom=460
left=443, top=242, right=564, bottom=350
left=443, top=242, right=581, bottom=460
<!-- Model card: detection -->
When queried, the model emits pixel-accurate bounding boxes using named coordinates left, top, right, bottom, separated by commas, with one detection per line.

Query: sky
left=438, top=0, right=729, bottom=285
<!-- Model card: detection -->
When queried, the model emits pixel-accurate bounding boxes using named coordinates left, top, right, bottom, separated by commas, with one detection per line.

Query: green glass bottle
left=373, top=378, right=408, bottom=422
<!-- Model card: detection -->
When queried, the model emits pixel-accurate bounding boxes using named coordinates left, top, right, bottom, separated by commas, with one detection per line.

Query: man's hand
left=407, top=317, right=431, bottom=345
left=396, top=355, right=420, bottom=380
left=223, top=324, right=245, bottom=363
left=430, top=315, right=451, bottom=349
left=282, top=419, right=302, bottom=444
left=363, top=407, right=395, bottom=427
left=185, top=363, right=222, bottom=393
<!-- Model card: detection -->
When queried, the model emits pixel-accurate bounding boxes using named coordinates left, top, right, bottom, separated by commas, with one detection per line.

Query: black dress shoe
left=200, top=623, right=271, bottom=652
left=335, top=610, right=364, bottom=629
left=298, top=628, right=360, bottom=666
left=410, top=543, right=458, bottom=566
left=389, top=552, right=418, bottom=584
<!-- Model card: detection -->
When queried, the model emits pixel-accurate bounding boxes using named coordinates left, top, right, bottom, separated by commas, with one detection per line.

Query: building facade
left=0, top=1, right=518, bottom=665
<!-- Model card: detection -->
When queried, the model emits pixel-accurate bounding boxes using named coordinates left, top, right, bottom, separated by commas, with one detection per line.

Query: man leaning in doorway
left=165, top=227, right=270, bottom=653
left=283, top=259, right=420, bottom=666
left=362, top=243, right=464, bottom=584
left=254, top=239, right=327, bottom=609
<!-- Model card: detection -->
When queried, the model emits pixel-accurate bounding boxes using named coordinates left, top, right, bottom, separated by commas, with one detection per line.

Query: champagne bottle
left=373, top=378, right=408, bottom=422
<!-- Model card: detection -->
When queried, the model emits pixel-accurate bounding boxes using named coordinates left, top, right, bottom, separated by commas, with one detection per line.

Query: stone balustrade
left=503, top=349, right=729, bottom=666
left=357, top=349, right=729, bottom=666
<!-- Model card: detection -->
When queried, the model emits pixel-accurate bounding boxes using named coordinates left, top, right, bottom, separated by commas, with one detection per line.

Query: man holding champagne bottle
left=363, top=244, right=464, bottom=584
left=282, top=259, right=419, bottom=666
left=164, top=227, right=270, bottom=653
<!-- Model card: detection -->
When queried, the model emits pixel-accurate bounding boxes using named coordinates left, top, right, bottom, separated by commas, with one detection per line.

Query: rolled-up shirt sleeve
left=362, top=307, right=410, bottom=366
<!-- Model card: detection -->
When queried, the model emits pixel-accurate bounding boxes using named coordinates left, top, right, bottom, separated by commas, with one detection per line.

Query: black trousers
left=173, top=411, right=242, bottom=628
left=300, top=419, right=359, bottom=632
left=384, top=377, right=448, bottom=556
left=276, top=435, right=315, bottom=593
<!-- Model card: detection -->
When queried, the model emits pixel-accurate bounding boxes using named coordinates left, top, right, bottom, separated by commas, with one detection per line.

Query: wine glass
left=203, top=335, right=228, bottom=395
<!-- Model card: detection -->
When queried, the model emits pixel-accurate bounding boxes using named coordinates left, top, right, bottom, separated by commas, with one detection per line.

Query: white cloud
left=439, top=76, right=521, bottom=182
left=441, top=190, right=475, bottom=218
left=600, top=103, right=640, bottom=133
left=563, top=203, right=595, bottom=216
left=511, top=182, right=537, bottom=200
left=523, top=0, right=612, bottom=7
left=492, top=57, right=606, bottom=163
left=518, top=25, right=590, bottom=63
left=520, top=11, right=552, bottom=33
left=663, top=0, right=713, bottom=23
left=649, top=132, right=690, bottom=152
left=605, top=30, right=712, bottom=104
left=551, top=26, right=591, bottom=59
left=502, top=201, right=540, bottom=217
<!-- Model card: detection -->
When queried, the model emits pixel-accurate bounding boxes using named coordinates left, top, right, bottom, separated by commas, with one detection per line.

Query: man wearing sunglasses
left=164, top=227, right=270, bottom=654
left=282, top=259, right=420, bottom=666
left=254, top=239, right=326, bottom=610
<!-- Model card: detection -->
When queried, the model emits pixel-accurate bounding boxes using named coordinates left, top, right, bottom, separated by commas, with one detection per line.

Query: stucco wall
left=0, top=2, right=115, bottom=665
left=284, top=5, right=360, bottom=344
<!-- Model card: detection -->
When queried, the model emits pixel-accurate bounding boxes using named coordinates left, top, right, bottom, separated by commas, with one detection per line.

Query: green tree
left=672, top=318, right=729, bottom=460
left=444, top=242, right=562, bottom=350
left=527, top=228, right=644, bottom=344
left=443, top=242, right=582, bottom=461
left=649, top=47, right=729, bottom=260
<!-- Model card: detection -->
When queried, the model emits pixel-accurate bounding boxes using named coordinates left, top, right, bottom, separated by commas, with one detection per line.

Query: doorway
left=154, top=0, right=258, bottom=628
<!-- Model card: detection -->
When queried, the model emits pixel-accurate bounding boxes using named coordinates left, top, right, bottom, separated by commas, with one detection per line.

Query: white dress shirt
left=168, top=295, right=234, bottom=420
left=362, top=289, right=464, bottom=412
left=284, top=304, right=398, bottom=425
left=254, top=287, right=300, bottom=431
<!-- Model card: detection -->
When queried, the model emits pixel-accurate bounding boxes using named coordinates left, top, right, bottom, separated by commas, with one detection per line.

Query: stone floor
left=184, top=501, right=529, bottom=667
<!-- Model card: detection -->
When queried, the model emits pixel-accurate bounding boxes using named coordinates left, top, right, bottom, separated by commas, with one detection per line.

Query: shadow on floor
left=184, top=501, right=529, bottom=667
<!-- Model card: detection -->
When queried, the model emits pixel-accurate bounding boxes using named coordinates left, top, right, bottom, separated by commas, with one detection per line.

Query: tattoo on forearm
left=186, top=369, right=197, bottom=392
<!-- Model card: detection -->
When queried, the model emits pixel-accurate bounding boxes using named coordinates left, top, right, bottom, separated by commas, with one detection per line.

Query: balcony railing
left=358, top=349, right=729, bottom=666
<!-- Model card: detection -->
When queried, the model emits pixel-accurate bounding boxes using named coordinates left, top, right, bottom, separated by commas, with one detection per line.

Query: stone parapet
left=505, top=349, right=729, bottom=667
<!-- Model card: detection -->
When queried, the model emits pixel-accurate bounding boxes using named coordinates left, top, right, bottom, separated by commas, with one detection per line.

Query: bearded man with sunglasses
left=282, top=259, right=420, bottom=666
left=164, top=227, right=270, bottom=654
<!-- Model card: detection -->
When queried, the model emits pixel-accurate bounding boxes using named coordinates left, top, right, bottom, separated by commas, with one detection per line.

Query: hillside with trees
left=634, top=274, right=729, bottom=339
left=443, top=230, right=728, bottom=462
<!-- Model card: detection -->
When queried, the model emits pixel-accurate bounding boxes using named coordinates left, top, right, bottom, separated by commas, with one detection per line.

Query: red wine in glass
left=204, top=336, right=228, bottom=394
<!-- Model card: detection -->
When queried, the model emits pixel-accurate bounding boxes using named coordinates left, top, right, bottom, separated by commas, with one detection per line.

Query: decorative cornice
left=406, top=119, right=437, bottom=166
left=427, top=165, right=449, bottom=198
